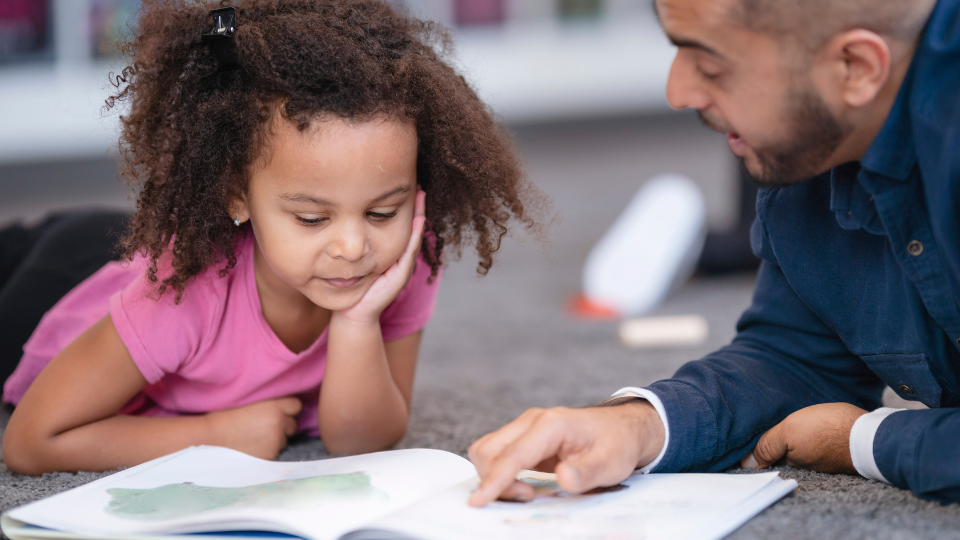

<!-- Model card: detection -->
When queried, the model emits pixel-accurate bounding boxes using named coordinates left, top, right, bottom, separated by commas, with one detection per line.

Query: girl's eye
left=295, top=215, right=328, bottom=226
left=367, top=210, right=398, bottom=221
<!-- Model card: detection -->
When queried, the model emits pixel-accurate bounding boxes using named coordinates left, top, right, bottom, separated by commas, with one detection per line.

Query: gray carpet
left=2, top=113, right=959, bottom=538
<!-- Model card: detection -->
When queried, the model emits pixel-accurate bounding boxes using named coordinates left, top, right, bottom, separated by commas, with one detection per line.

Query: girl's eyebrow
left=371, top=185, right=411, bottom=203
left=278, top=185, right=410, bottom=206
left=280, top=194, right=330, bottom=205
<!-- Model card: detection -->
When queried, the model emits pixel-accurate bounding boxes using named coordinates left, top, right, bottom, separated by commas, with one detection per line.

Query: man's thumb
left=743, top=426, right=787, bottom=469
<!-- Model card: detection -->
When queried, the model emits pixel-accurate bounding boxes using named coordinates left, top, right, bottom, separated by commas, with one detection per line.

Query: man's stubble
left=699, top=83, right=850, bottom=187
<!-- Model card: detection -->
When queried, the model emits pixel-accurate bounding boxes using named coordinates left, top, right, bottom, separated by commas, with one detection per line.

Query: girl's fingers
left=397, top=191, right=427, bottom=274
left=277, top=397, right=303, bottom=416
left=283, top=416, right=298, bottom=437
left=414, top=189, right=426, bottom=217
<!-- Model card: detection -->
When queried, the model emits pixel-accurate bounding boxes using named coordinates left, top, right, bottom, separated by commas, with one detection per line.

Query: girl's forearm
left=4, top=413, right=215, bottom=475
left=320, top=315, right=410, bottom=454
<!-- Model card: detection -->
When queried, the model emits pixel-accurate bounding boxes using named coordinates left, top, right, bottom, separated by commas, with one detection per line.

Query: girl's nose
left=328, top=221, right=368, bottom=262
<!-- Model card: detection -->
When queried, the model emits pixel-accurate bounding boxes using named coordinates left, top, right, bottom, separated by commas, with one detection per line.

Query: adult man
left=468, top=0, right=960, bottom=506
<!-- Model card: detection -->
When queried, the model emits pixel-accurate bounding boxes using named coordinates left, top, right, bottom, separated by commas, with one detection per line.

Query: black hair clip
left=202, top=7, right=240, bottom=72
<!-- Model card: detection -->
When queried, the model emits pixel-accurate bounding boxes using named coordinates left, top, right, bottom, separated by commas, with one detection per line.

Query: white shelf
left=0, top=64, right=123, bottom=164
left=454, top=17, right=674, bottom=123
left=0, top=15, right=675, bottom=164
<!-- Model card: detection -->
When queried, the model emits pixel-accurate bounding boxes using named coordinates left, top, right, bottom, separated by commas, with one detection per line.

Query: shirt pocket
left=860, top=353, right=942, bottom=408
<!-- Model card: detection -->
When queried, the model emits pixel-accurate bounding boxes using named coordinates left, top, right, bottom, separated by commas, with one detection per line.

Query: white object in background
left=583, top=174, right=707, bottom=316
left=619, top=315, right=709, bottom=349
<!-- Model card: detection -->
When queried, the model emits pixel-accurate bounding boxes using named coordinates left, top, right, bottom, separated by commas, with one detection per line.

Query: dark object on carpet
left=0, top=211, right=129, bottom=382
left=698, top=172, right=761, bottom=276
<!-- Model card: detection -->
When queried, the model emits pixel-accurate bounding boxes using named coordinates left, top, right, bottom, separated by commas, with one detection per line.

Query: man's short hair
left=730, top=0, right=932, bottom=53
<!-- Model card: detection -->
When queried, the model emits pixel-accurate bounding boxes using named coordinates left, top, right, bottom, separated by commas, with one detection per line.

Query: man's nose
left=665, top=54, right=711, bottom=111
left=329, top=221, right=367, bottom=262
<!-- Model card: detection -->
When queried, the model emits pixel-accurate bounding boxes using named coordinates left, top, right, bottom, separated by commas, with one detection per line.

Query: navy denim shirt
left=647, top=0, right=960, bottom=503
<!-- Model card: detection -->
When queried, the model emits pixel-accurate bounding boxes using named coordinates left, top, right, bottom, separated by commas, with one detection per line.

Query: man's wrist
left=599, top=387, right=669, bottom=472
left=620, top=400, right=666, bottom=470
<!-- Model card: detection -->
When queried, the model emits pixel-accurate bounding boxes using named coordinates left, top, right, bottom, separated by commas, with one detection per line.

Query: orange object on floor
left=566, top=294, right=620, bottom=320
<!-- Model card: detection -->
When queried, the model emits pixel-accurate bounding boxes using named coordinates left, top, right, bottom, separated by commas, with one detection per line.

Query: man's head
left=655, top=0, right=936, bottom=185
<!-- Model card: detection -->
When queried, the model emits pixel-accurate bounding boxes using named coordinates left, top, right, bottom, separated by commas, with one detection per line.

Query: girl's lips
left=727, top=133, right=748, bottom=157
left=321, top=276, right=364, bottom=289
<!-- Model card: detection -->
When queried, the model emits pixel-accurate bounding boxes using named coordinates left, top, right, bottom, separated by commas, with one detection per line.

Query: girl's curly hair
left=107, top=0, right=543, bottom=301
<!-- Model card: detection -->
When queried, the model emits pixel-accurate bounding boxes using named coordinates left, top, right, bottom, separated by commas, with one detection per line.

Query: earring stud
left=234, top=213, right=240, bottom=227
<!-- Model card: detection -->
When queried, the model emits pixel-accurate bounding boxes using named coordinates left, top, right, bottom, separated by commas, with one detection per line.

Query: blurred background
left=0, top=0, right=742, bottom=225
left=0, top=0, right=776, bottom=434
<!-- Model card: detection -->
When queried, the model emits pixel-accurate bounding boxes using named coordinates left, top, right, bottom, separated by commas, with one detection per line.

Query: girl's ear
left=228, top=197, right=251, bottom=226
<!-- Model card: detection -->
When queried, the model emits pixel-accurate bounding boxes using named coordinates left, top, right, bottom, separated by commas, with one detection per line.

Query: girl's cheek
left=380, top=221, right=413, bottom=269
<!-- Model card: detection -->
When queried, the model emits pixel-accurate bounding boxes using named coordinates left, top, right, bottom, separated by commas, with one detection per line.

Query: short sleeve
left=379, top=255, right=442, bottom=342
left=109, top=264, right=222, bottom=384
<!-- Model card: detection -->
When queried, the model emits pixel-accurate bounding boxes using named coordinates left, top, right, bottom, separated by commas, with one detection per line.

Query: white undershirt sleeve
left=598, top=387, right=670, bottom=473
left=849, top=407, right=904, bottom=484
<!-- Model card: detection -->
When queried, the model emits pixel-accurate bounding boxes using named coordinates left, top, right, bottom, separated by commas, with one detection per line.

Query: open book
left=2, top=446, right=796, bottom=540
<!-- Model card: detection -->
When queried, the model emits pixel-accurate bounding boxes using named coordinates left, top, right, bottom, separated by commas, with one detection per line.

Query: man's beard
left=700, top=86, right=850, bottom=187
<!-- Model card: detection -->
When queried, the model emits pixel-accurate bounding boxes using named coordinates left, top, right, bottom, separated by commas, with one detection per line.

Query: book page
left=355, top=471, right=796, bottom=540
left=5, top=446, right=476, bottom=540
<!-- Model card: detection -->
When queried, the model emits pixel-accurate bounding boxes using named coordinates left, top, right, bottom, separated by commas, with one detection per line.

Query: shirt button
left=907, top=240, right=924, bottom=256
left=900, top=384, right=915, bottom=395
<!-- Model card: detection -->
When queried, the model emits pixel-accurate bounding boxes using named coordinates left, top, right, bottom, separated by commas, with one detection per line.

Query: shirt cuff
left=598, top=387, right=670, bottom=473
left=849, top=407, right=903, bottom=483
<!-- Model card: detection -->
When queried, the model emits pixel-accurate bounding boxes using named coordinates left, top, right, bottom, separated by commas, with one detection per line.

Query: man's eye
left=295, top=215, right=327, bottom=226
left=367, top=210, right=398, bottom=221
left=696, top=64, right=722, bottom=80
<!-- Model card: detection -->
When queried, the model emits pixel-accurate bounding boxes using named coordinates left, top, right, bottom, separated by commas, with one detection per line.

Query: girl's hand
left=205, top=397, right=302, bottom=460
left=336, top=190, right=426, bottom=325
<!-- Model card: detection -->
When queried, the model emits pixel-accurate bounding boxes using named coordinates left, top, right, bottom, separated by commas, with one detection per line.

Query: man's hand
left=741, top=402, right=867, bottom=474
left=467, top=401, right=665, bottom=507
left=205, top=397, right=303, bottom=460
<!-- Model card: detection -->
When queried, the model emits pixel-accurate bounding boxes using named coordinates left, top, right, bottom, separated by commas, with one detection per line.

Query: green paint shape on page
left=106, top=472, right=385, bottom=521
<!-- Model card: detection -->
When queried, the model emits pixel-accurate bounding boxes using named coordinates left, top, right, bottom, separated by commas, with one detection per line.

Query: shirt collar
left=858, top=63, right=918, bottom=181
left=858, top=0, right=960, bottom=181
left=829, top=163, right=886, bottom=235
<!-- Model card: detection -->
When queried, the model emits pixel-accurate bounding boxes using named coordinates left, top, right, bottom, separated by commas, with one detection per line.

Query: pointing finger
left=495, top=479, right=536, bottom=503
left=469, top=413, right=567, bottom=507
left=469, top=409, right=544, bottom=479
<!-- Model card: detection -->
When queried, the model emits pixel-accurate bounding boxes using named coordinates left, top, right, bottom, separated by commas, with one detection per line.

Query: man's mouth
left=727, top=133, right=748, bottom=157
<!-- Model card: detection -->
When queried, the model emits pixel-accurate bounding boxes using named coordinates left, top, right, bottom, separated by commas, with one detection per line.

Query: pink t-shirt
left=3, top=233, right=441, bottom=435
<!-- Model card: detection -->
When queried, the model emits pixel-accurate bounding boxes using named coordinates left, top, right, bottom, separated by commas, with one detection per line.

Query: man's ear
left=820, top=29, right=891, bottom=109
left=228, top=196, right=251, bottom=226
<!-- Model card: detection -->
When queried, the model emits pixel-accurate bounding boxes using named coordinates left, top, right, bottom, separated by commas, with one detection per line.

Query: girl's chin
left=304, top=286, right=369, bottom=312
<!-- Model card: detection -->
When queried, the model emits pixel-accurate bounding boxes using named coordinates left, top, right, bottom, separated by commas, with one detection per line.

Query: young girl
left=1, top=0, right=540, bottom=475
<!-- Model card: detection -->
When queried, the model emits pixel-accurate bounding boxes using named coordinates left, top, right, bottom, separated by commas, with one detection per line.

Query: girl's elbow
left=3, top=410, right=63, bottom=476
left=323, top=420, right=408, bottom=456
left=3, top=427, right=51, bottom=476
